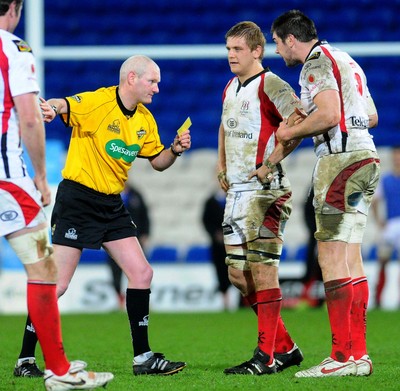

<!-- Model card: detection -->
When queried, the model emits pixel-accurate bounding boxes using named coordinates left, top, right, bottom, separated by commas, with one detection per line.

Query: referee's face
left=134, top=66, right=160, bottom=105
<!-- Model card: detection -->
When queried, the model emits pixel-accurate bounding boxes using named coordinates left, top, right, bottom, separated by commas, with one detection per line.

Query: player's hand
left=39, top=97, right=57, bottom=123
left=276, top=118, right=293, bottom=145
left=217, top=170, right=229, bottom=192
left=173, top=130, right=191, bottom=154
left=33, top=175, right=52, bottom=207
left=248, top=165, right=273, bottom=184
left=293, top=107, right=307, bottom=124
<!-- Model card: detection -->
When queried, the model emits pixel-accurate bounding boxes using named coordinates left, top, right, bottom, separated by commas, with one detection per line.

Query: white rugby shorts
left=0, top=176, right=47, bottom=236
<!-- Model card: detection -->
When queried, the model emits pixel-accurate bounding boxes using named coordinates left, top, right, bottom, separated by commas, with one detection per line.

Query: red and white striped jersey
left=221, top=68, right=302, bottom=187
left=300, top=41, right=377, bottom=157
left=0, top=29, right=39, bottom=179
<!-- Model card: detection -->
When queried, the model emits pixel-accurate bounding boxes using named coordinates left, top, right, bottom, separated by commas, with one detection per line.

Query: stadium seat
left=364, top=245, right=399, bottom=261
left=80, top=248, right=108, bottom=264
left=148, top=246, right=179, bottom=263
left=294, top=244, right=308, bottom=263
left=279, top=247, right=288, bottom=262
left=184, top=245, right=211, bottom=263
left=37, top=1, right=400, bottom=272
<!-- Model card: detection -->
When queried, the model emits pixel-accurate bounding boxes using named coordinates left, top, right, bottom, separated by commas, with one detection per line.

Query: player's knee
left=124, top=261, right=153, bottom=286
left=227, top=266, right=253, bottom=295
left=227, top=267, right=242, bottom=287
left=141, top=263, right=153, bottom=284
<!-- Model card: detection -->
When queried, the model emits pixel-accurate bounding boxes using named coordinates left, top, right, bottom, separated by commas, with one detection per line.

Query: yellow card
left=177, top=117, right=192, bottom=135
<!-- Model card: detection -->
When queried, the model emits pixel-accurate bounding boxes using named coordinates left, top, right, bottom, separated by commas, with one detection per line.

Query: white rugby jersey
left=221, top=68, right=301, bottom=187
left=0, top=29, right=39, bottom=179
left=300, top=41, right=377, bottom=157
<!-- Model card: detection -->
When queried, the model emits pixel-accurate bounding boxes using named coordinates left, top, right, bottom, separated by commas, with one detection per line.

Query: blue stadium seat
left=148, top=246, right=179, bottom=263
left=45, top=139, right=65, bottom=183
left=279, top=247, right=288, bottom=262
left=80, top=248, right=108, bottom=264
left=184, top=245, right=211, bottom=263
left=41, top=1, right=400, bottom=150
left=366, top=245, right=378, bottom=261
left=294, top=244, right=308, bottom=263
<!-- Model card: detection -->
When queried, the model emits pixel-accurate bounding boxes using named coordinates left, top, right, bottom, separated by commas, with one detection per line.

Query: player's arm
left=217, top=122, right=228, bottom=192
left=39, top=97, right=67, bottom=123
left=14, top=92, right=51, bottom=206
left=276, top=89, right=341, bottom=143
left=367, top=94, right=378, bottom=129
left=369, top=113, right=378, bottom=129
left=248, top=110, right=302, bottom=182
left=149, top=130, right=191, bottom=171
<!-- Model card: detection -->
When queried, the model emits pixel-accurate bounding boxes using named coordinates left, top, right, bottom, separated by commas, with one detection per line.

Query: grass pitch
left=0, top=308, right=398, bottom=390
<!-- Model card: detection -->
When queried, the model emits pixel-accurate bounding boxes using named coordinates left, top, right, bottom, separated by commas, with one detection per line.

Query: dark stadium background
left=16, top=0, right=400, bottom=151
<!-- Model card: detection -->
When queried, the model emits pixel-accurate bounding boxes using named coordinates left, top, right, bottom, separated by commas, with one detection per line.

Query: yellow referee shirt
left=60, top=86, right=164, bottom=194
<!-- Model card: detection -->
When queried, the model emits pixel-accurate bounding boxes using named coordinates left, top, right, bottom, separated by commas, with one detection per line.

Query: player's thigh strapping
left=223, top=187, right=292, bottom=270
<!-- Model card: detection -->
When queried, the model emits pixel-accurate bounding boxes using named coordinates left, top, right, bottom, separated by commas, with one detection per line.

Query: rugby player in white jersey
left=0, top=1, right=113, bottom=389
left=271, top=9, right=379, bottom=378
left=218, top=21, right=305, bottom=375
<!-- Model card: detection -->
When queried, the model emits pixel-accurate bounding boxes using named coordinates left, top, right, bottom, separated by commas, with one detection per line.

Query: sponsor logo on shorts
left=0, top=210, right=18, bottom=221
left=139, top=315, right=149, bottom=326
left=65, top=228, right=78, bottom=240
left=106, top=139, right=140, bottom=163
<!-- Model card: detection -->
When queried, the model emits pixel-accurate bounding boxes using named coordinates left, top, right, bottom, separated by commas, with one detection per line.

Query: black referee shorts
left=51, top=179, right=137, bottom=249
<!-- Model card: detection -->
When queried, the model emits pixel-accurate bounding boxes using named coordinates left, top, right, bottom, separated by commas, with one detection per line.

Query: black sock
left=18, top=315, right=39, bottom=359
left=126, top=288, right=151, bottom=357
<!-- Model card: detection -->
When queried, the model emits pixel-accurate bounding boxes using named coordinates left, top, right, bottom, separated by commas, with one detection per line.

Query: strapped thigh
left=8, top=228, right=53, bottom=265
left=247, top=240, right=283, bottom=267
left=225, top=247, right=248, bottom=271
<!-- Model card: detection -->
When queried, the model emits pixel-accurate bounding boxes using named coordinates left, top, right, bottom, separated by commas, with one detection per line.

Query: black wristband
left=170, top=143, right=182, bottom=156
left=50, top=105, right=58, bottom=115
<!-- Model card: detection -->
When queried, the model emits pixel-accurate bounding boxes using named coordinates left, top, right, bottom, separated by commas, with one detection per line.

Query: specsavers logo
left=106, top=139, right=140, bottom=163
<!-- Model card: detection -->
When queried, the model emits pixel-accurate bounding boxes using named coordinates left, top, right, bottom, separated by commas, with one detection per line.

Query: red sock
left=325, top=277, right=353, bottom=362
left=274, top=316, right=295, bottom=354
left=256, top=288, right=282, bottom=364
left=351, top=276, right=369, bottom=359
left=246, top=291, right=294, bottom=354
left=244, top=292, right=258, bottom=314
left=27, top=282, right=70, bottom=375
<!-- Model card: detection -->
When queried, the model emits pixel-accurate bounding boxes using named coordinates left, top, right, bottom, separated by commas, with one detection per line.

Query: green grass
left=0, top=308, right=399, bottom=390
